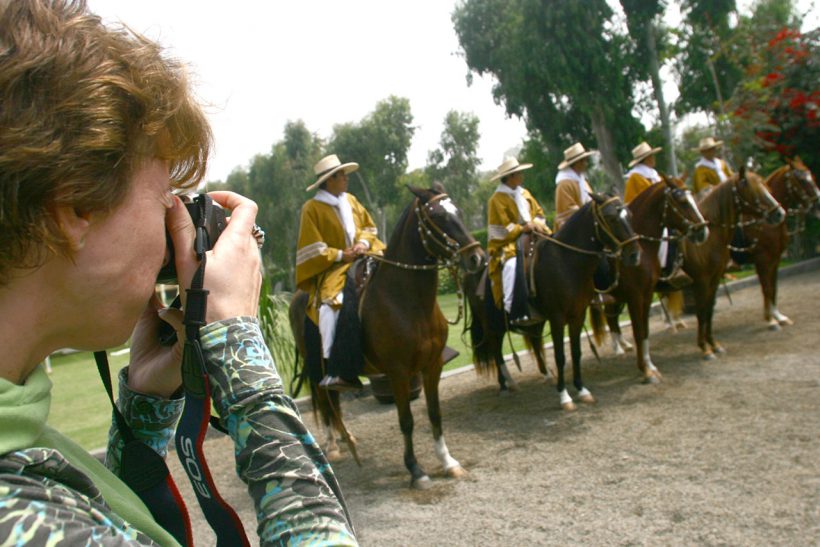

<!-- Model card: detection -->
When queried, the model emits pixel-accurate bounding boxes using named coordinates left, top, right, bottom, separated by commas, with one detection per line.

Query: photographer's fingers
left=205, top=191, right=262, bottom=322
left=166, top=196, right=197, bottom=305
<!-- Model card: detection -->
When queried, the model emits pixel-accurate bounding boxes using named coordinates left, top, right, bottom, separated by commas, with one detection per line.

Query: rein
left=363, top=194, right=476, bottom=325
left=638, top=187, right=708, bottom=244
left=532, top=197, right=637, bottom=294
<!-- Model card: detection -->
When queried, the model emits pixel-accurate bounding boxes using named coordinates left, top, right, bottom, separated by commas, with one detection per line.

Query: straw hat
left=628, top=141, right=663, bottom=168
left=490, top=157, right=533, bottom=182
left=306, top=154, right=359, bottom=192
left=558, top=142, right=596, bottom=170
left=693, top=136, right=724, bottom=152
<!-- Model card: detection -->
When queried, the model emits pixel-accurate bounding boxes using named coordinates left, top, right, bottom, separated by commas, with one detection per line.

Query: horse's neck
left=375, top=211, right=438, bottom=305
left=630, top=187, right=665, bottom=241
left=702, top=183, right=735, bottom=244
left=767, top=171, right=790, bottom=207
left=554, top=207, right=604, bottom=263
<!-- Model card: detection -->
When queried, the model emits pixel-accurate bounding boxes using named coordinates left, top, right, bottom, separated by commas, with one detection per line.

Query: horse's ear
left=431, top=180, right=447, bottom=195
left=589, top=191, right=605, bottom=203
left=406, top=184, right=433, bottom=203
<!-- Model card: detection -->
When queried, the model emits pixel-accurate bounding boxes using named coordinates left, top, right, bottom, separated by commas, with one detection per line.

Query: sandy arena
left=172, top=263, right=820, bottom=546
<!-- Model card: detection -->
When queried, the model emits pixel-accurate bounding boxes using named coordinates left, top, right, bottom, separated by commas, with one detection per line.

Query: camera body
left=156, top=194, right=226, bottom=284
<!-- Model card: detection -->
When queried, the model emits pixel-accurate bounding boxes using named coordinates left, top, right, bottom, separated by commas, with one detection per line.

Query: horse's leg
left=393, top=372, right=429, bottom=489
left=605, top=303, right=632, bottom=354
left=766, top=259, right=792, bottom=327
left=551, top=320, right=575, bottom=411
left=527, top=331, right=557, bottom=384
left=422, top=363, right=467, bottom=479
left=755, top=256, right=780, bottom=330
left=496, top=343, right=519, bottom=393
left=570, top=319, right=595, bottom=405
left=693, top=282, right=714, bottom=360
left=704, top=283, right=725, bottom=355
left=318, top=389, right=342, bottom=461
left=626, top=294, right=657, bottom=384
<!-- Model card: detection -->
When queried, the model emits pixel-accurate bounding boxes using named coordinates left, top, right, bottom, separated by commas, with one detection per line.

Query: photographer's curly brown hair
left=0, top=0, right=212, bottom=284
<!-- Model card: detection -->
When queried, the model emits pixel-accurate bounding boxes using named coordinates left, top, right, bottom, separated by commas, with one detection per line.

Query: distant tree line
left=210, top=0, right=817, bottom=291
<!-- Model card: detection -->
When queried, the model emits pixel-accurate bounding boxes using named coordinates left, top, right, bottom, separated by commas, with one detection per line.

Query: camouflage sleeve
left=0, top=448, right=159, bottom=545
left=199, top=317, right=358, bottom=546
left=105, top=368, right=185, bottom=476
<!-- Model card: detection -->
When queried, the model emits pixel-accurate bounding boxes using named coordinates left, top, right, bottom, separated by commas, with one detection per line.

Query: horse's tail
left=463, top=272, right=499, bottom=376
left=589, top=304, right=607, bottom=348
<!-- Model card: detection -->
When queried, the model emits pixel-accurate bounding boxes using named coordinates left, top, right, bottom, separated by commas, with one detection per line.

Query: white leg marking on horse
left=773, top=308, right=792, bottom=325
left=643, top=339, right=657, bottom=371
left=560, top=389, right=573, bottom=405
left=499, top=363, right=519, bottom=390
left=577, top=387, right=591, bottom=398
left=610, top=333, right=622, bottom=354
left=434, top=437, right=460, bottom=472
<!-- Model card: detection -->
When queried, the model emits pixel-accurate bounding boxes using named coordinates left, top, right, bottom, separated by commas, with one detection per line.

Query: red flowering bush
left=729, top=28, right=819, bottom=174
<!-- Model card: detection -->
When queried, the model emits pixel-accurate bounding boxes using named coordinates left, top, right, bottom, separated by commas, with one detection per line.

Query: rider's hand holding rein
left=126, top=191, right=262, bottom=399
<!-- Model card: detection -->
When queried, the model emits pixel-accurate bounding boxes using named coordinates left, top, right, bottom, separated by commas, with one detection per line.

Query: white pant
left=502, top=257, right=517, bottom=314
left=318, top=292, right=343, bottom=359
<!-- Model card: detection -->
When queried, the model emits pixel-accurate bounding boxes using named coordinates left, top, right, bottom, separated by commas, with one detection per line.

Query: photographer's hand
left=201, top=191, right=262, bottom=322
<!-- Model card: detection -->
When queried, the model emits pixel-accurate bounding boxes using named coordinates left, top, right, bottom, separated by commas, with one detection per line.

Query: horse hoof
left=411, top=475, right=433, bottom=490
left=326, top=449, right=343, bottom=462
left=665, top=323, right=677, bottom=334
left=768, top=321, right=781, bottom=331
left=578, top=393, right=596, bottom=405
left=614, top=346, right=625, bottom=356
left=561, top=401, right=577, bottom=411
left=675, top=320, right=688, bottom=330
left=702, top=351, right=715, bottom=361
left=778, top=317, right=793, bottom=326
left=713, top=345, right=726, bottom=355
left=446, top=466, right=469, bottom=479
left=643, top=374, right=660, bottom=385
left=498, top=388, right=511, bottom=398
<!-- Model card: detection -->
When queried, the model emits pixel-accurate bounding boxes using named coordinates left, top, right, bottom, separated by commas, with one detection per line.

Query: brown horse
left=590, top=174, right=709, bottom=383
left=290, top=185, right=486, bottom=489
left=465, top=194, right=641, bottom=410
left=533, top=195, right=642, bottom=409
left=738, top=158, right=819, bottom=329
left=677, top=168, right=785, bottom=359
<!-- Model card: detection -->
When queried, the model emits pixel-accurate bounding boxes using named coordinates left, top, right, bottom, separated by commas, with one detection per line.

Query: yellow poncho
left=295, top=193, right=385, bottom=324
left=693, top=158, right=733, bottom=195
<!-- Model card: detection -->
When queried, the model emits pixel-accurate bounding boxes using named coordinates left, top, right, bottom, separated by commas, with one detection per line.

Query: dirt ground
left=172, top=265, right=820, bottom=546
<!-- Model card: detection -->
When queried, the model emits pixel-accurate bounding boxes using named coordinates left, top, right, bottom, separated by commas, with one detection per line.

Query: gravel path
left=172, top=264, right=820, bottom=546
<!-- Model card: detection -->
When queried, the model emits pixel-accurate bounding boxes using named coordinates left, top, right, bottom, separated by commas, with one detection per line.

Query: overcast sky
left=89, top=1, right=818, bottom=183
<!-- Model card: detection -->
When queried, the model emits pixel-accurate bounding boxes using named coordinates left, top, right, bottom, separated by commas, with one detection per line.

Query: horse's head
left=590, top=193, right=641, bottom=267
left=660, top=173, right=709, bottom=245
left=734, top=166, right=785, bottom=225
left=408, top=184, right=486, bottom=273
left=784, top=157, right=820, bottom=218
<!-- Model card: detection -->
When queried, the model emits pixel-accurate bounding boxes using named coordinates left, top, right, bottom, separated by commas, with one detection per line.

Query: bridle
left=781, top=168, right=819, bottom=236
left=722, top=175, right=781, bottom=253
left=364, top=193, right=481, bottom=324
left=638, top=185, right=709, bottom=244
left=534, top=196, right=639, bottom=293
left=365, top=194, right=480, bottom=271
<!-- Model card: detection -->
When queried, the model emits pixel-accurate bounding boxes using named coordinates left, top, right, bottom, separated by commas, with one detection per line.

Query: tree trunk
left=589, top=107, right=624, bottom=193
left=646, top=23, right=678, bottom=176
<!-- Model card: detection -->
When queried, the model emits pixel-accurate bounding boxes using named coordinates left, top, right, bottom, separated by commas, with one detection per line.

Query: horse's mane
left=765, top=165, right=790, bottom=189
left=555, top=200, right=594, bottom=238
left=385, top=202, right=414, bottom=250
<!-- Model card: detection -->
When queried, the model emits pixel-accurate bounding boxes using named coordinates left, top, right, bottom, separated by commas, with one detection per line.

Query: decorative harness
left=635, top=185, right=708, bottom=282
left=781, top=168, right=819, bottom=236
left=363, top=193, right=481, bottom=324
left=723, top=176, right=782, bottom=253
left=532, top=196, right=640, bottom=294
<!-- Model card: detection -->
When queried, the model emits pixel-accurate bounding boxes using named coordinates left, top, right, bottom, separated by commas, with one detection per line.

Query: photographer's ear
left=54, top=205, right=92, bottom=251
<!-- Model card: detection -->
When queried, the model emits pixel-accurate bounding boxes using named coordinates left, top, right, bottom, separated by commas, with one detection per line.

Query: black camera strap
left=173, top=200, right=251, bottom=547
left=94, top=350, right=193, bottom=547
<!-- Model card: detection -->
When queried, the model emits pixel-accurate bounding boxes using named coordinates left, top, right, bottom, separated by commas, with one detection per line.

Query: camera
left=156, top=194, right=227, bottom=284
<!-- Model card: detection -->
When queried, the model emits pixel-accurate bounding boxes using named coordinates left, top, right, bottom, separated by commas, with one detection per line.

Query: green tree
left=620, top=0, right=679, bottom=175
left=453, top=0, right=644, bottom=190
left=425, top=110, right=483, bottom=229
left=328, top=96, right=416, bottom=238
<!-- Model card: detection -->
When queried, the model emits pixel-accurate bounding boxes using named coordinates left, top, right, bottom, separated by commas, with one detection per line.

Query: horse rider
left=624, top=141, right=663, bottom=204
left=487, top=157, right=551, bottom=326
left=554, top=142, right=596, bottom=230
left=692, top=136, right=741, bottom=276
left=296, top=154, right=386, bottom=391
left=625, top=141, right=692, bottom=294
left=692, top=136, right=733, bottom=198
